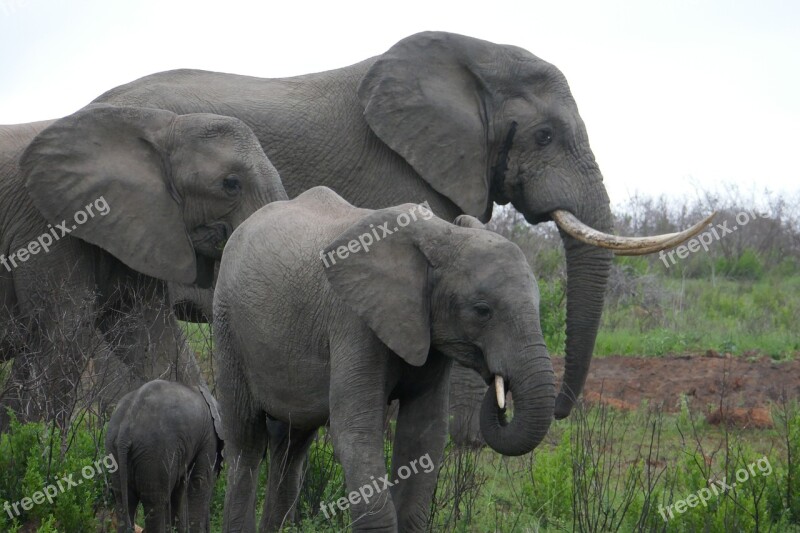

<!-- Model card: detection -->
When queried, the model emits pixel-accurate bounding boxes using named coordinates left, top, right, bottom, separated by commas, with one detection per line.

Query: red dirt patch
left=552, top=354, right=800, bottom=425
left=705, top=406, right=774, bottom=429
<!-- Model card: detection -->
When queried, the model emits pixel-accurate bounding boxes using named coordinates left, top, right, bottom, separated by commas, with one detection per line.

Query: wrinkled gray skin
left=105, top=379, right=224, bottom=533
left=214, top=187, right=555, bottom=532
left=95, top=31, right=613, bottom=442
left=0, top=105, right=286, bottom=429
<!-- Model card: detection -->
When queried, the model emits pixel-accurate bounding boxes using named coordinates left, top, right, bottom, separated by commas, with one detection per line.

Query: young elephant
left=214, top=187, right=555, bottom=532
left=105, top=380, right=224, bottom=533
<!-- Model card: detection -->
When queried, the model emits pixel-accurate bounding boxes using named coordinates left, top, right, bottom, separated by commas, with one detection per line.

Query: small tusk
left=551, top=210, right=716, bottom=255
left=494, top=375, right=505, bottom=410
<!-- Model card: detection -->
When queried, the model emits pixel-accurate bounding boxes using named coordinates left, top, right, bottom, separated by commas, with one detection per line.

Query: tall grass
left=488, top=186, right=800, bottom=359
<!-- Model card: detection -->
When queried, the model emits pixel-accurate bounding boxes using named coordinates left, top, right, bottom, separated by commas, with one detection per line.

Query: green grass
left=586, top=275, right=800, bottom=359
left=596, top=328, right=799, bottom=359
left=294, top=402, right=800, bottom=532
left=3, top=399, right=799, bottom=531
left=182, top=321, right=213, bottom=358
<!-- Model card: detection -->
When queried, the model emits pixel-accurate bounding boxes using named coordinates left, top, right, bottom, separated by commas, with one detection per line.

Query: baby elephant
left=105, top=380, right=224, bottom=533
left=214, top=187, right=555, bottom=532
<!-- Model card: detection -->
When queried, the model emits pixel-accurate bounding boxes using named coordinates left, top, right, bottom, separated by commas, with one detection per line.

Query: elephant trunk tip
left=554, top=390, right=576, bottom=420
left=479, top=367, right=555, bottom=457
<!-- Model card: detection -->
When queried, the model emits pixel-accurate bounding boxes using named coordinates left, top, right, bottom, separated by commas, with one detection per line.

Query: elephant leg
left=327, top=338, right=397, bottom=531
left=111, top=489, right=139, bottom=533
left=141, top=500, right=170, bottom=533
left=260, top=420, right=316, bottom=531
left=185, top=440, right=219, bottom=533
left=448, top=362, right=487, bottom=447
left=391, top=355, right=450, bottom=531
left=137, top=444, right=180, bottom=533
left=108, top=452, right=138, bottom=533
left=220, top=402, right=268, bottom=532
left=124, top=492, right=139, bottom=533
left=170, top=475, right=188, bottom=533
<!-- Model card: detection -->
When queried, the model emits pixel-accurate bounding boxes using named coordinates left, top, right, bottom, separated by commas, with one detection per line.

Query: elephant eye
left=222, top=174, right=242, bottom=196
left=473, top=302, right=492, bottom=319
left=534, top=127, right=553, bottom=147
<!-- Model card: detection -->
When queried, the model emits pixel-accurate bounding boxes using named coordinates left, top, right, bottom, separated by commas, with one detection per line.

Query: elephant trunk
left=554, top=189, right=613, bottom=419
left=479, top=344, right=554, bottom=456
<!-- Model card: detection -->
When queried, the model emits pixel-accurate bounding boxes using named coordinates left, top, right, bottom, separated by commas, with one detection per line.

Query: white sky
left=1, top=0, right=797, bottom=204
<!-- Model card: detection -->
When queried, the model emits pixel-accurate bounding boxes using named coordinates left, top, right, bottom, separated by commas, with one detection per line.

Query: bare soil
left=552, top=353, right=800, bottom=427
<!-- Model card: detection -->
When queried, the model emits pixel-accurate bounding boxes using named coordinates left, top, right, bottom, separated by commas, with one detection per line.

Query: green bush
left=539, top=279, right=566, bottom=355
left=525, top=430, right=573, bottom=522
left=0, top=415, right=111, bottom=532
left=768, top=402, right=800, bottom=525
left=716, top=249, right=764, bottom=280
left=615, top=255, right=650, bottom=276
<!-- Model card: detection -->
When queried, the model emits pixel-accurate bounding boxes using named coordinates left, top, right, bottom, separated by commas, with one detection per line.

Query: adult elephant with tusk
left=94, top=31, right=710, bottom=442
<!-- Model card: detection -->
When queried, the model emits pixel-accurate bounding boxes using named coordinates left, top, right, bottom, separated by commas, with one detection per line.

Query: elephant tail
left=117, top=442, right=133, bottom=533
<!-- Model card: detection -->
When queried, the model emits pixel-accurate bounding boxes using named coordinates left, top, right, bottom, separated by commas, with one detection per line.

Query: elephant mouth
left=189, top=221, right=232, bottom=259
left=548, top=209, right=715, bottom=256
left=194, top=254, right=216, bottom=289
left=446, top=344, right=493, bottom=382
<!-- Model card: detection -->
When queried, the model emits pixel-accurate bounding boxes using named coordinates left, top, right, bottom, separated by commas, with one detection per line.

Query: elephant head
left=324, top=206, right=554, bottom=456
left=358, top=32, right=710, bottom=418
left=20, top=104, right=286, bottom=288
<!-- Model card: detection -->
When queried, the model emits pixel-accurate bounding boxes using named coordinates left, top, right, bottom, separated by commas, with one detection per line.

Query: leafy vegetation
left=4, top=400, right=799, bottom=531
left=489, top=186, right=800, bottom=359
left=0, top=414, right=112, bottom=532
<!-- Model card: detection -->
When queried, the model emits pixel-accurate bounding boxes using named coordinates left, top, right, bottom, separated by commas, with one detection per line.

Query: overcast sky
left=1, top=0, right=797, bottom=204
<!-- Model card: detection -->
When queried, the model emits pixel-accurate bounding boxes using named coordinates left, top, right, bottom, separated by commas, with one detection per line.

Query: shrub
left=539, top=279, right=566, bottom=354
left=0, top=415, right=111, bottom=531
left=717, top=249, right=764, bottom=280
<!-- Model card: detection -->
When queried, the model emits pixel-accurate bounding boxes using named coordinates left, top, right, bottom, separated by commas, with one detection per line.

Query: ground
left=553, top=353, right=800, bottom=427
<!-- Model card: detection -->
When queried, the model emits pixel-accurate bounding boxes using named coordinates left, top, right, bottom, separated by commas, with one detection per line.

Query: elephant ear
left=198, top=383, right=225, bottom=443
left=358, top=32, right=496, bottom=218
left=20, top=104, right=198, bottom=284
left=323, top=206, right=433, bottom=366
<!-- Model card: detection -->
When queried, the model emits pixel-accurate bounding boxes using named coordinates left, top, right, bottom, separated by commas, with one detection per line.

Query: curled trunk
left=480, top=345, right=554, bottom=456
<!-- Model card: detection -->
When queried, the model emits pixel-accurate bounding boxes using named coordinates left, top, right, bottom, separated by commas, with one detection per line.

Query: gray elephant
left=214, top=187, right=555, bottom=532
left=105, top=379, right=224, bottom=533
left=94, top=31, right=707, bottom=443
left=0, top=104, right=286, bottom=428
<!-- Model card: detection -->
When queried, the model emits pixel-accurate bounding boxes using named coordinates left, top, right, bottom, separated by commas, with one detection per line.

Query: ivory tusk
left=494, top=375, right=505, bottom=410
left=551, top=210, right=716, bottom=255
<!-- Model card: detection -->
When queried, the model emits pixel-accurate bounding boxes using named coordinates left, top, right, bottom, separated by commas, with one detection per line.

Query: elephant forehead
left=177, top=115, right=261, bottom=157
left=449, top=242, right=534, bottom=288
left=457, top=233, right=526, bottom=266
